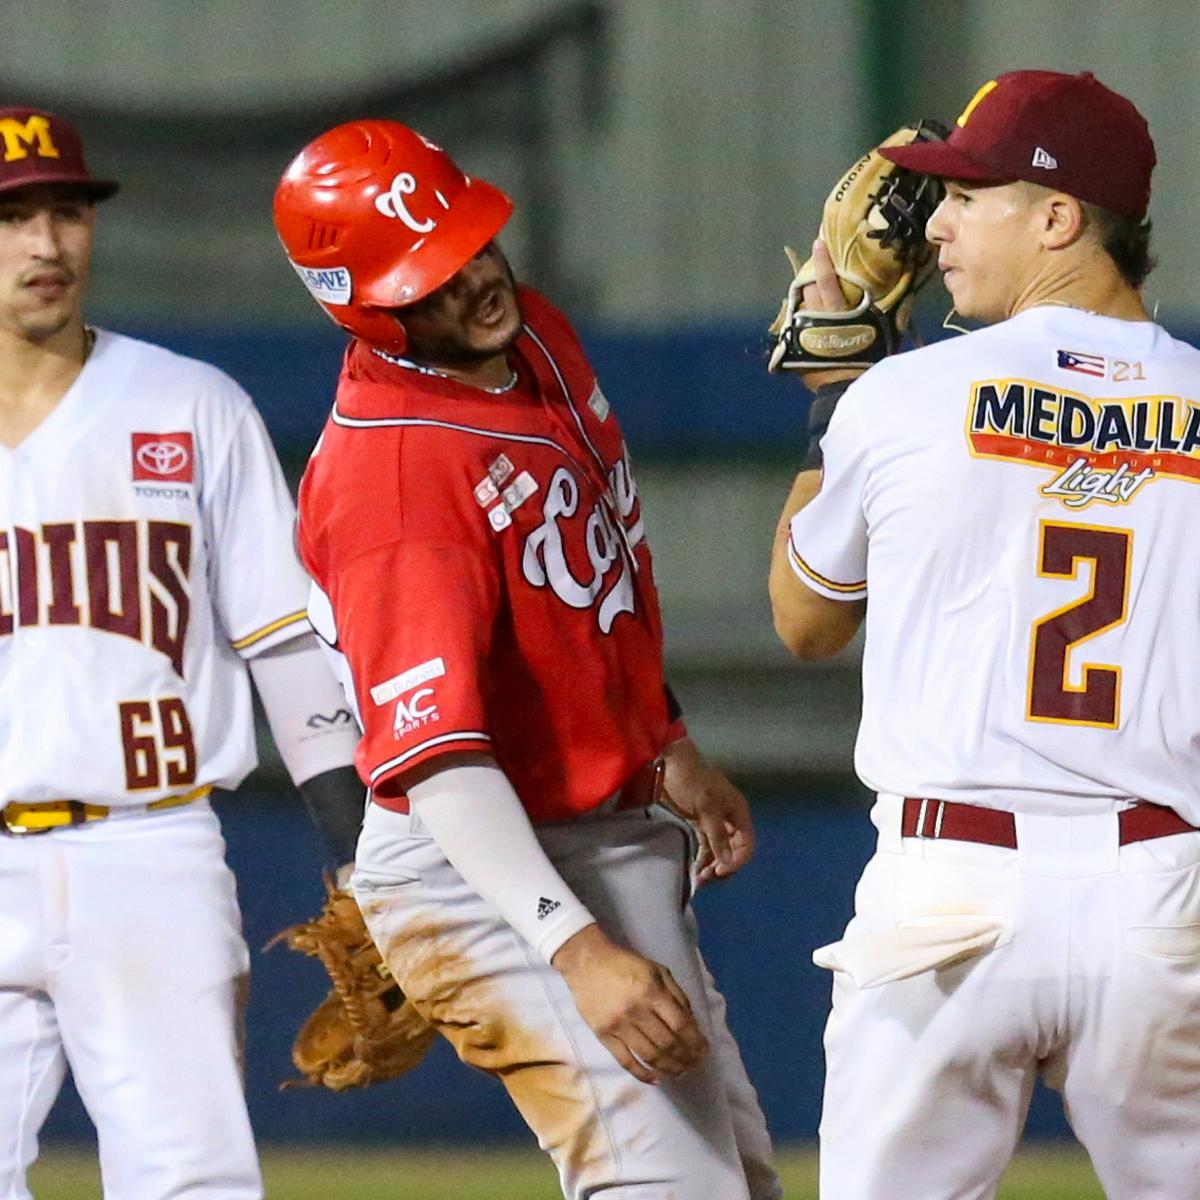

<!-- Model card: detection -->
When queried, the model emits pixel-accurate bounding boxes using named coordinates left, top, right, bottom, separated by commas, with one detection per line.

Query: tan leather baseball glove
left=768, top=121, right=948, bottom=372
left=268, top=878, right=437, bottom=1091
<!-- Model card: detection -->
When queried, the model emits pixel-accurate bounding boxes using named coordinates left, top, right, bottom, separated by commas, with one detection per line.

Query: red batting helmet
left=273, top=120, right=513, bottom=354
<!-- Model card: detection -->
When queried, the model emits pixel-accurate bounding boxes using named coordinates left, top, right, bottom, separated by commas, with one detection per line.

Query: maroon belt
left=902, top=797, right=1198, bottom=849
left=614, top=756, right=666, bottom=811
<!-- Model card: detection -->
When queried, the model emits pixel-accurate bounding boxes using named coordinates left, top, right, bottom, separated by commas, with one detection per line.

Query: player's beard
left=402, top=258, right=523, bottom=368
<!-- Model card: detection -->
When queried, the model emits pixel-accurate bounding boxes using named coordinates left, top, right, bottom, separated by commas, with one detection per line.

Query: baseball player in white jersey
left=0, top=107, right=365, bottom=1199
left=770, top=71, right=1200, bottom=1197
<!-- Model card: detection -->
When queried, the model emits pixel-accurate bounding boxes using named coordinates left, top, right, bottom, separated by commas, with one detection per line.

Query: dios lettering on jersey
left=520, top=445, right=645, bottom=635
left=966, top=377, right=1200, bottom=509
left=0, top=520, right=191, bottom=675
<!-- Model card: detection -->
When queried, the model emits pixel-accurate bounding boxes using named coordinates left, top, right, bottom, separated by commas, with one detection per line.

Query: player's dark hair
left=1083, top=203, right=1155, bottom=288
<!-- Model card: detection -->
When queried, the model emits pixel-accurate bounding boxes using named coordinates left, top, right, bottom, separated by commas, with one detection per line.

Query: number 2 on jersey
left=1027, top=521, right=1132, bottom=729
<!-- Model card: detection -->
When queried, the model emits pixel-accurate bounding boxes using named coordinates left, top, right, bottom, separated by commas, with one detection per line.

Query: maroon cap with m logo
left=0, top=107, right=119, bottom=200
left=881, top=71, right=1154, bottom=221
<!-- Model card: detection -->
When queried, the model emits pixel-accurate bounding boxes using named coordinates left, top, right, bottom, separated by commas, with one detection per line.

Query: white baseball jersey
left=789, top=305, right=1200, bottom=819
left=0, top=329, right=310, bottom=806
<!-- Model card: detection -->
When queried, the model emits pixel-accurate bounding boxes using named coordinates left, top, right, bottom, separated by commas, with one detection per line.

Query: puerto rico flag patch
left=131, top=432, right=194, bottom=483
left=1057, top=349, right=1106, bottom=378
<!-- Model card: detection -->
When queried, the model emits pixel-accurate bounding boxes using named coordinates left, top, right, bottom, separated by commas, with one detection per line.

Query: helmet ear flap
left=323, top=305, right=408, bottom=356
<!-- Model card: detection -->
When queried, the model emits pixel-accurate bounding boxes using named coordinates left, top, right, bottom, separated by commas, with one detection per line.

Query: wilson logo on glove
left=799, top=326, right=878, bottom=358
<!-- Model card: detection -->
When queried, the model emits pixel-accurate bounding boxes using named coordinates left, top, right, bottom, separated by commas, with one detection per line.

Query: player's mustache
left=21, top=261, right=76, bottom=286
left=469, top=278, right=511, bottom=317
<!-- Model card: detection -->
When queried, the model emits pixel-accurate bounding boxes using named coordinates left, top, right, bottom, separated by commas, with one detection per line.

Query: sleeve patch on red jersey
left=392, top=686, right=441, bottom=738
left=587, top=384, right=610, bottom=422
left=370, top=656, right=446, bottom=706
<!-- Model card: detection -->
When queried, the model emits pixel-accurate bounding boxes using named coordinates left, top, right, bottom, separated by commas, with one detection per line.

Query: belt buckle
left=912, top=798, right=946, bottom=840
left=1, top=800, right=88, bottom=836
left=649, top=756, right=666, bottom=807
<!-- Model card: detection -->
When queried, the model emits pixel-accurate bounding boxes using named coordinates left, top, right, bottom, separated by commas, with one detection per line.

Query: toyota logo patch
left=131, top=432, right=194, bottom=483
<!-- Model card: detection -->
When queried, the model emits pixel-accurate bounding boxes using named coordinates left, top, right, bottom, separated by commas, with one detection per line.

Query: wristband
left=801, top=379, right=856, bottom=471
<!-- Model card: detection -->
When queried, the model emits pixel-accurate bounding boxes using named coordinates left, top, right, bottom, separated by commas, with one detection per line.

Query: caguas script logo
left=374, top=172, right=451, bottom=233
left=521, top=462, right=641, bottom=634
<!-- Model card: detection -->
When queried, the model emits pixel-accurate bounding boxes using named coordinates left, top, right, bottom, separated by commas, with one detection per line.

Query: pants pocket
left=1127, top=923, right=1200, bottom=960
left=813, top=914, right=1008, bottom=988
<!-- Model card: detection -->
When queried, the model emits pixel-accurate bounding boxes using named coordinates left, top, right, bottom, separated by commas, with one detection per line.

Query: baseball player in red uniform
left=771, top=71, right=1200, bottom=1197
left=274, top=120, right=780, bottom=1200
left=0, top=108, right=366, bottom=1198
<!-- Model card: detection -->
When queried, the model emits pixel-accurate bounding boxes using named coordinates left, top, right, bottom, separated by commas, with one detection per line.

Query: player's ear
left=1041, top=192, right=1086, bottom=250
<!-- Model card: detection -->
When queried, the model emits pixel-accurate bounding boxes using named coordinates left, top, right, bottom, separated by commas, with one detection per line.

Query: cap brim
left=881, top=139, right=1002, bottom=182
left=0, top=174, right=119, bottom=201
left=82, top=179, right=120, bottom=201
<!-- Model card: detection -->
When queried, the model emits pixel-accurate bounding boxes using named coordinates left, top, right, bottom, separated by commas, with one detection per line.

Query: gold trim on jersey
left=230, top=610, right=308, bottom=651
left=0, top=783, right=213, bottom=835
left=787, top=540, right=867, bottom=595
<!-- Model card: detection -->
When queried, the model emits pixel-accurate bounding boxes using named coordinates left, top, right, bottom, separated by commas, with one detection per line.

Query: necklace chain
left=1039, top=300, right=1099, bottom=316
left=371, top=348, right=518, bottom=394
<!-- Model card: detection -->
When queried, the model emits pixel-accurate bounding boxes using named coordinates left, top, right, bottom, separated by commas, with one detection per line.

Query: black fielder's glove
left=768, top=121, right=949, bottom=372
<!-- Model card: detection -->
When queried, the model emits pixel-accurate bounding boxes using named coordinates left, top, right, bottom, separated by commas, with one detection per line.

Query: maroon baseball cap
left=0, top=107, right=119, bottom=201
left=881, top=71, right=1154, bottom=221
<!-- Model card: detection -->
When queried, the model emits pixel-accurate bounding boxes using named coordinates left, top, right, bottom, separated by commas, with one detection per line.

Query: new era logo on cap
left=1031, top=146, right=1058, bottom=170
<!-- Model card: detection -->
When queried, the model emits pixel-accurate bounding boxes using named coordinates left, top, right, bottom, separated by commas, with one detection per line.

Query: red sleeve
left=332, top=537, right=500, bottom=797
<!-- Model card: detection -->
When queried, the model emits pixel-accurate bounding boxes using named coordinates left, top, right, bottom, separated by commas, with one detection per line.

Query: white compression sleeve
left=248, top=633, right=359, bottom=785
left=407, top=763, right=596, bottom=963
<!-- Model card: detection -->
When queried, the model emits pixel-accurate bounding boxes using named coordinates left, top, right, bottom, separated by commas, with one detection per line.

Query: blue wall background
left=118, top=314, right=1200, bottom=466
left=44, top=789, right=1074, bottom=1147
left=121, top=321, right=814, bottom=461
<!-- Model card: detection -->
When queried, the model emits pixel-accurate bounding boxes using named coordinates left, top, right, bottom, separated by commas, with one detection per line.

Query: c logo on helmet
left=374, top=172, right=451, bottom=233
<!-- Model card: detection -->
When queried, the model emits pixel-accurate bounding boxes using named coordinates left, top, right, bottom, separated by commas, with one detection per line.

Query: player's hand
left=661, top=737, right=754, bottom=886
left=800, top=238, right=866, bottom=393
left=552, top=923, right=708, bottom=1084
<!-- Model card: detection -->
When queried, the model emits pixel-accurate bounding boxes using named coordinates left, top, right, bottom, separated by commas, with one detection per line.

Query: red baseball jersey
left=298, top=287, right=678, bottom=821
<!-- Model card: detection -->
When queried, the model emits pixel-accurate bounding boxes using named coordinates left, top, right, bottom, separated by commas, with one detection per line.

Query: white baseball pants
left=818, top=794, right=1200, bottom=1199
left=0, top=802, right=261, bottom=1200
left=354, top=801, right=781, bottom=1200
